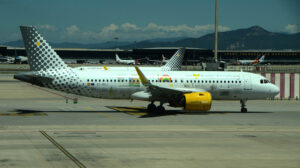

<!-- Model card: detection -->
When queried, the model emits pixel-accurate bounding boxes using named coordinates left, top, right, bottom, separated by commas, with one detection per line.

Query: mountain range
left=2, top=26, right=300, bottom=50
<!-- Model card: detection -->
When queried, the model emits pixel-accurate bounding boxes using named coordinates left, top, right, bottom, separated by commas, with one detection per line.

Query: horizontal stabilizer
left=14, top=72, right=54, bottom=86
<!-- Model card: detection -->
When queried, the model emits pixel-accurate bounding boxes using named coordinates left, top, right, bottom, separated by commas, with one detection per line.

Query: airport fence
left=226, top=65, right=300, bottom=73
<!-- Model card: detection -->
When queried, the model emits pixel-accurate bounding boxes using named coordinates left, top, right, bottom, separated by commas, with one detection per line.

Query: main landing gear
left=147, top=102, right=165, bottom=114
left=240, top=99, right=247, bottom=113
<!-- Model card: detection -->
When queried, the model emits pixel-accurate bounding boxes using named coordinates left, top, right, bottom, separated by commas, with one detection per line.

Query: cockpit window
left=260, top=79, right=270, bottom=84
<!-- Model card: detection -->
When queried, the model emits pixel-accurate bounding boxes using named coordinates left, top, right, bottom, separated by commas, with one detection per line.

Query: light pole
left=214, top=0, right=218, bottom=63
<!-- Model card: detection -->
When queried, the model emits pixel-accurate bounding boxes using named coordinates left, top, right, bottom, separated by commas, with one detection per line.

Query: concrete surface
left=0, top=74, right=300, bottom=168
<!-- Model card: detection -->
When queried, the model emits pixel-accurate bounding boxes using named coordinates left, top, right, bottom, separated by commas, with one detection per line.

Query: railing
left=226, top=65, right=300, bottom=73
left=181, top=65, right=300, bottom=73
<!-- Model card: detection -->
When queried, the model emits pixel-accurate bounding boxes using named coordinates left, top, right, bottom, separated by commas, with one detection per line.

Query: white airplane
left=76, top=48, right=185, bottom=71
left=145, top=54, right=168, bottom=65
left=0, top=56, right=14, bottom=63
left=237, top=55, right=265, bottom=65
left=116, top=54, right=136, bottom=65
left=14, top=56, right=28, bottom=64
left=15, top=26, right=279, bottom=113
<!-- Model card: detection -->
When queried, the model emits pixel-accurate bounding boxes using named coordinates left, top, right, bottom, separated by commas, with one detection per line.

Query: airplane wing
left=134, top=66, right=206, bottom=101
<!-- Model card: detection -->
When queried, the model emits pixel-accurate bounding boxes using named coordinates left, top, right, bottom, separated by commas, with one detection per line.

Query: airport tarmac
left=0, top=74, right=300, bottom=168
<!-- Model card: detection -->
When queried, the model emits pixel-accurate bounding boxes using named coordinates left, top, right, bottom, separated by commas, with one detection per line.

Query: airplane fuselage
left=28, top=69, right=278, bottom=101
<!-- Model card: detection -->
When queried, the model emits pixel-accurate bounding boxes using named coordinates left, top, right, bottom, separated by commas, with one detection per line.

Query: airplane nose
left=271, top=85, right=280, bottom=95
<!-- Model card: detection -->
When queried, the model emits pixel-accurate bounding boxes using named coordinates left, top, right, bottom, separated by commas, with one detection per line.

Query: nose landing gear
left=240, top=99, right=247, bottom=113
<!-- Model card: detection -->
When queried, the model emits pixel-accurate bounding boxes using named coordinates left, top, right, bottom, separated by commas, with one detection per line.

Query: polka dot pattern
left=161, top=48, right=185, bottom=71
left=20, top=26, right=81, bottom=95
left=20, top=26, right=68, bottom=71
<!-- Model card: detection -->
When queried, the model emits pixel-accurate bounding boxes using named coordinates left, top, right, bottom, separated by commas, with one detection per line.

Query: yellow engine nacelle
left=184, top=92, right=212, bottom=111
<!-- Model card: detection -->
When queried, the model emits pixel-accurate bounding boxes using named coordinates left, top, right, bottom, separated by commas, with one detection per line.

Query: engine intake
left=183, top=92, right=212, bottom=111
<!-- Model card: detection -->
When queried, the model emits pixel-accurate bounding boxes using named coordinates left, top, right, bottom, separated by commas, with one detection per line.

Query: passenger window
left=87, top=79, right=89, bottom=82
left=181, top=80, right=183, bottom=83
left=209, top=81, right=211, bottom=83
left=235, top=81, right=237, bottom=83
left=175, top=80, right=177, bottom=83
left=91, top=79, right=93, bottom=82
left=239, top=81, right=241, bottom=83
left=213, top=81, right=215, bottom=83
left=114, top=80, right=116, bottom=82
left=260, top=79, right=263, bottom=84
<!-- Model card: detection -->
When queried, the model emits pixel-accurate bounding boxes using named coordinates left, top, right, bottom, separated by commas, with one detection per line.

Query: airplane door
left=243, top=75, right=252, bottom=90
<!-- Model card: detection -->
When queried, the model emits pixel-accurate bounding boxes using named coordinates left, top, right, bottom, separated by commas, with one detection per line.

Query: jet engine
left=183, top=92, right=212, bottom=111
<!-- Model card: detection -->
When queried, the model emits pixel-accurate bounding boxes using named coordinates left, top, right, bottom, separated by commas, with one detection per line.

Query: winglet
left=134, top=66, right=150, bottom=86
left=103, top=65, right=108, bottom=70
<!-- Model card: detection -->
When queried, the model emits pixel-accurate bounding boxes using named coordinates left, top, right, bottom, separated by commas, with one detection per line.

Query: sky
left=0, top=0, right=299, bottom=43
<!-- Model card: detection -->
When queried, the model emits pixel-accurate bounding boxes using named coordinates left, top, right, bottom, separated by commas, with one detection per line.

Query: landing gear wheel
left=156, top=106, right=166, bottom=114
left=147, top=103, right=156, bottom=113
left=241, top=108, right=247, bottom=113
left=240, top=99, right=247, bottom=113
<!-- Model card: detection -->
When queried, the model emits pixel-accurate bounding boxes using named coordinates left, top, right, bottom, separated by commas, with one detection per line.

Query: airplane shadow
left=105, top=106, right=273, bottom=118
left=11, top=109, right=113, bottom=114
left=138, top=111, right=273, bottom=118
left=10, top=108, right=273, bottom=118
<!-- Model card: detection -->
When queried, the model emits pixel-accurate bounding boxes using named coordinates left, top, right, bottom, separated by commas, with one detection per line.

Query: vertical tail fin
left=161, top=48, right=185, bottom=71
left=116, top=54, right=120, bottom=61
left=20, top=26, right=69, bottom=71
left=259, top=55, right=265, bottom=62
left=161, top=54, right=166, bottom=65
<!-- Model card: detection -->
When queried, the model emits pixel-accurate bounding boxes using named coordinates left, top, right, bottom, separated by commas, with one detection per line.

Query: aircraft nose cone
left=271, top=85, right=280, bottom=95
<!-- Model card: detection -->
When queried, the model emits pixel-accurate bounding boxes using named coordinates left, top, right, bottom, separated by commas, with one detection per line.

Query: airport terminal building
left=1, top=45, right=300, bottom=65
